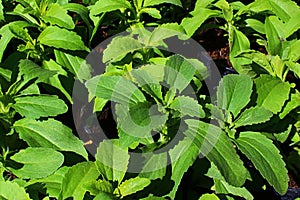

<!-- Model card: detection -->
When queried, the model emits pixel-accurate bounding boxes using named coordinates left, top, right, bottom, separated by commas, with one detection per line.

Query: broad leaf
left=217, top=74, right=253, bottom=117
left=0, top=181, right=30, bottom=200
left=170, top=95, right=205, bottom=118
left=185, top=119, right=247, bottom=186
left=90, top=0, right=132, bottom=16
left=199, top=193, right=220, bottom=200
left=13, top=95, right=67, bottom=119
left=143, top=0, right=182, bottom=7
left=41, top=3, right=75, bottom=29
left=62, top=162, right=100, bottom=200
left=103, top=36, right=142, bottom=63
left=206, top=164, right=253, bottom=200
left=119, top=177, right=151, bottom=197
left=95, top=140, right=130, bottom=183
left=14, top=118, right=88, bottom=159
left=255, top=74, right=290, bottom=114
left=234, top=107, right=273, bottom=128
left=84, top=180, right=113, bottom=196
left=85, top=75, right=146, bottom=105
left=9, top=147, right=64, bottom=179
left=116, top=103, right=167, bottom=138
left=164, top=55, right=196, bottom=93
left=38, top=26, right=88, bottom=51
left=235, top=131, right=289, bottom=195
left=279, top=92, right=300, bottom=119
left=265, top=16, right=282, bottom=56
left=139, top=153, right=167, bottom=180
left=131, top=68, right=163, bottom=100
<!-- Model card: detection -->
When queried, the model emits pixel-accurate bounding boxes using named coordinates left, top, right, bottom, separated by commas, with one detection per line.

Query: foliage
left=0, top=0, right=299, bottom=199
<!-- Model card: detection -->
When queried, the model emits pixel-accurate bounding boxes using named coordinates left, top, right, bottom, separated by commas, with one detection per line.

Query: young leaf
left=169, top=95, right=205, bottom=118
left=116, top=103, right=167, bottom=138
left=0, top=0, right=4, bottom=21
left=164, top=55, right=196, bottom=93
left=185, top=119, right=247, bottom=187
left=255, top=74, right=290, bottom=114
left=118, top=177, right=151, bottom=197
left=143, top=0, right=182, bottom=7
left=139, top=8, right=161, bottom=19
left=95, top=140, right=130, bottom=183
left=84, top=180, right=113, bottom=196
left=94, top=193, right=114, bottom=200
left=265, top=16, right=282, bottom=56
left=62, top=162, right=100, bottom=200
left=234, top=107, right=273, bottom=128
left=14, top=118, right=88, bottom=160
left=131, top=68, right=163, bottom=100
left=13, top=95, right=68, bottom=119
left=217, top=74, right=253, bottom=118
left=235, top=132, right=289, bottom=195
left=279, top=92, right=300, bottom=119
left=139, top=153, right=167, bottom=180
left=0, top=181, right=30, bottom=200
left=41, top=3, right=75, bottom=29
left=245, top=19, right=265, bottom=34
left=89, top=0, right=132, bottom=16
left=38, top=26, right=88, bottom=51
left=199, top=193, right=220, bottom=200
left=85, top=75, right=146, bottom=105
left=9, top=147, right=64, bottom=179
left=102, top=36, right=142, bottom=63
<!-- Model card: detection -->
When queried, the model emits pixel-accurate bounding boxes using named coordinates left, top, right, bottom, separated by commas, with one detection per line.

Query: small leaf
left=169, top=95, right=205, bottom=118
left=199, top=193, right=220, bottom=200
left=119, top=177, right=151, bottom=197
left=217, top=74, right=253, bottom=117
left=14, top=118, right=88, bottom=159
left=103, top=36, right=142, bottom=63
left=13, top=95, right=67, bottom=119
left=85, top=75, right=146, bottom=105
left=38, top=26, right=88, bottom=51
left=255, top=74, right=290, bottom=114
left=0, top=0, right=4, bottom=21
left=235, top=132, right=289, bottom=195
left=95, top=140, right=129, bottom=183
left=245, top=18, right=265, bottom=34
left=9, top=147, right=64, bottom=179
left=90, top=0, right=132, bottom=16
left=140, top=8, right=161, bottom=19
left=234, top=107, right=273, bottom=128
left=84, top=180, right=113, bottom=196
left=139, top=153, right=167, bottom=180
left=265, top=16, right=282, bottom=56
left=41, top=3, right=75, bottom=29
left=0, top=181, right=30, bottom=200
left=62, top=162, right=100, bottom=200
left=164, top=55, right=196, bottom=93
left=279, top=92, right=300, bottom=119
left=143, top=0, right=182, bottom=7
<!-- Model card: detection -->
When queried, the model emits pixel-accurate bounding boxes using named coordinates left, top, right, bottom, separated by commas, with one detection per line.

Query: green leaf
left=103, top=36, right=142, bottom=63
left=0, top=21, right=31, bottom=62
left=199, top=193, right=220, bottom=200
left=95, top=140, right=129, bottom=183
left=119, top=177, right=151, bottom=197
left=94, top=193, right=114, bottom=200
left=84, top=180, right=113, bottom=196
left=14, top=118, right=88, bottom=159
left=131, top=68, right=163, bottom=100
left=116, top=103, right=167, bottom=138
left=169, top=135, right=200, bottom=199
left=139, top=153, right=167, bottom=180
left=33, top=167, right=69, bottom=198
left=279, top=92, right=300, bottom=119
left=217, top=74, right=253, bottom=117
left=245, top=19, right=265, bottom=34
left=85, top=75, right=146, bottom=105
left=9, top=147, right=64, bottom=179
left=18, top=60, right=56, bottom=84
left=143, top=0, right=182, bottom=7
left=255, top=74, right=290, bottom=114
left=287, top=40, right=300, bottom=62
left=164, top=55, right=196, bottom=93
left=41, top=3, right=75, bottom=29
left=13, top=95, right=67, bottom=119
left=169, top=95, right=205, bottom=118
left=140, top=8, right=161, bottom=19
left=38, top=26, right=88, bottom=51
left=0, top=68, right=12, bottom=82
left=0, top=0, right=4, bottom=21
left=90, top=0, right=132, bottom=16
left=0, top=181, right=30, bottom=200
left=181, top=8, right=219, bottom=37
left=62, top=162, right=100, bottom=200
left=234, top=107, right=273, bottom=128
left=185, top=119, right=247, bottom=186
left=286, top=61, right=300, bottom=78
left=206, top=164, right=253, bottom=200
left=265, top=16, right=282, bottom=56
left=235, top=132, right=289, bottom=195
